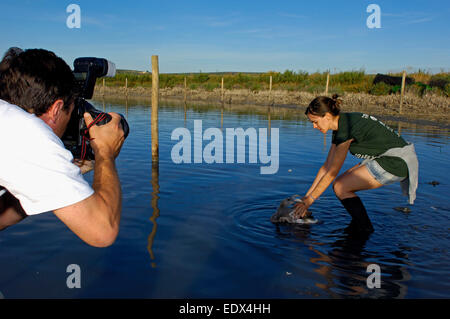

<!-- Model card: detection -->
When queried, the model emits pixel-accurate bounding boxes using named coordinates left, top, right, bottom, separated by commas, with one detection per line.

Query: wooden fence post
left=325, top=72, right=330, bottom=95
left=184, top=76, right=187, bottom=104
left=399, top=71, right=406, bottom=114
left=269, top=75, right=273, bottom=105
left=221, top=77, right=224, bottom=104
left=151, top=56, right=159, bottom=166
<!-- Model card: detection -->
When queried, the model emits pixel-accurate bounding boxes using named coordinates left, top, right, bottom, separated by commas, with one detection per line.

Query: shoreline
left=93, top=85, right=450, bottom=126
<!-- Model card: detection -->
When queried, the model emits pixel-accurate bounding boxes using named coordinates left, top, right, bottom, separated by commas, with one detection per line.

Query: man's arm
left=53, top=112, right=125, bottom=247
left=53, top=154, right=121, bottom=247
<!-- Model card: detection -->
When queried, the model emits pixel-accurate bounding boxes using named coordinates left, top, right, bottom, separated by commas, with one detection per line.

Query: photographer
left=0, top=48, right=125, bottom=247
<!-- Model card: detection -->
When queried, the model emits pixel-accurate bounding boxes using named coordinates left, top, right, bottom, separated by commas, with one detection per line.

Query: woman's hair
left=0, top=48, right=75, bottom=116
left=305, top=94, right=341, bottom=117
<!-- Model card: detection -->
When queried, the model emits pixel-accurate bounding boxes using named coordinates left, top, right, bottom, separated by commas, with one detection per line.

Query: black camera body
left=62, top=58, right=129, bottom=160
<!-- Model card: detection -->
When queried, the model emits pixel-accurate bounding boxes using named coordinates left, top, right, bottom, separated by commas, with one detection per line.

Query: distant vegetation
left=97, top=69, right=450, bottom=97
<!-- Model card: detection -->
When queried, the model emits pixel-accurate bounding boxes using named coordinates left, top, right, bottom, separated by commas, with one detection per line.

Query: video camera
left=62, top=57, right=129, bottom=160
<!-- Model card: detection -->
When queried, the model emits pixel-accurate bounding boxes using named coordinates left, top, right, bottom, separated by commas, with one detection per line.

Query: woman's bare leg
left=333, top=164, right=383, bottom=200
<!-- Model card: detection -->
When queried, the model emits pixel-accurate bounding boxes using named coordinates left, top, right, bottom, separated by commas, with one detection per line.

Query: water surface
left=1, top=99, right=449, bottom=298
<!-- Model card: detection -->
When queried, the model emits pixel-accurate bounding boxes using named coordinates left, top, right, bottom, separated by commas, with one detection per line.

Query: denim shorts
left=363, top=159, right=406, bottom=185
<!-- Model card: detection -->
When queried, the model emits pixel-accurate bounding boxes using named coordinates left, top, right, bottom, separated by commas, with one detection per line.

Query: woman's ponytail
left=305, top=94, right=342, bottom=117
left=330, top=94, right=341, bottom=116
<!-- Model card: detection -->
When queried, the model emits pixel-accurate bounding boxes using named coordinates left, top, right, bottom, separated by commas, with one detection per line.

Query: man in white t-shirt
left=0, top=48, right=125, bottom=247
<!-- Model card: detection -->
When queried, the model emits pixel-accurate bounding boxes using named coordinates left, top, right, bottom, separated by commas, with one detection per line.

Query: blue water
left=1, top=99, right=449, bottom=299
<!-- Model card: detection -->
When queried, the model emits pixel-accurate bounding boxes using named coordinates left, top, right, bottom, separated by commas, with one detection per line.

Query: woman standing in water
left=293, top=94, right=418, bottom=233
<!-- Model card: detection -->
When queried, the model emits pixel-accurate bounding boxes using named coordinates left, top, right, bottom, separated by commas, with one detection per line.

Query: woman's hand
left=292, top=196, right=314, bottom=218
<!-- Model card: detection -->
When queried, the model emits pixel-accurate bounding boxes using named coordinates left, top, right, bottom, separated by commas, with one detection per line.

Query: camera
left=62, top=57, right=129, bottom=160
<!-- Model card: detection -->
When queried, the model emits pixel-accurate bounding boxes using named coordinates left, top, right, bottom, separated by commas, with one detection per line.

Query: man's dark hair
left=0, top=47, right=23, bottom=73
left=0, top=48, right=75, bottom=116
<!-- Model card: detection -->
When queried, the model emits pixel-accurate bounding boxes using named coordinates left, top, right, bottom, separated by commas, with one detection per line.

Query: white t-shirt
left=0, top=99, right=94, bottom=215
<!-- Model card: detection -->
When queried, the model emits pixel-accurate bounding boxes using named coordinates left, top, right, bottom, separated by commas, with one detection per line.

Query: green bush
left=235, top=73, right=251, bottom=85
left=333, top=70, right=366, bottom=85
left=204, top=83, right=219, bottom=91
left=369, top=82, right=392, bottom=96
left=305, top=84, right=325, bottom=94
left=194, top=73, right=210, bottom=83
left=413, top=82, right=432, bottom=97
left=250, top=83, right=262, bottom=91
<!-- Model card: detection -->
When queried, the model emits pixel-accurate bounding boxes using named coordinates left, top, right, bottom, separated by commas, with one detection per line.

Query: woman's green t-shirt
left=332, top=112, right=408, bottom=177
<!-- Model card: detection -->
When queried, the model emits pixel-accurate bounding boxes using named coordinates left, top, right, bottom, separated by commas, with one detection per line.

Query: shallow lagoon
left=1, top=99, right=449, bottom=298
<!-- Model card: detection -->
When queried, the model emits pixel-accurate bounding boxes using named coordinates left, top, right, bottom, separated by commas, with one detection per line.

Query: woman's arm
left=305, top=143, right=336, bottom=197
left=294, top=139, right=353, bottom=217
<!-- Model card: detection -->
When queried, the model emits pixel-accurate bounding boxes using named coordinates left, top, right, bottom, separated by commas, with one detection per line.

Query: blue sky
left=0, top=0, right=449, bottom=74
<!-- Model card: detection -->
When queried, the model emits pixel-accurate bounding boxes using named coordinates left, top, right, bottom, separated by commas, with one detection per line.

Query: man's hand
left=83, top=112, right=125, bottom=159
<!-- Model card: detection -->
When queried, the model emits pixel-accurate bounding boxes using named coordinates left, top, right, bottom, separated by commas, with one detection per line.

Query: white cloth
left=0, top=99, right=94, bottom=215
left=380, top=143, right=419, bottom=205
left=362, top=143, right=419, bottom=205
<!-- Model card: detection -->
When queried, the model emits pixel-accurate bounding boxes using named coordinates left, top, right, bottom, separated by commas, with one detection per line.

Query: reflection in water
left=309, top=228, right=410, bottom=298
left=221, top=103, right=224, bottom=130
left=184, top=101, right=187, bottom=126
left=274, top=223, right=412, bottom=298
left=311, top=230, right=374, bottom=298
left=147, top=163, right=160, bottom=268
